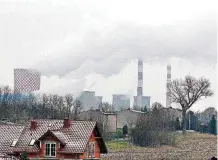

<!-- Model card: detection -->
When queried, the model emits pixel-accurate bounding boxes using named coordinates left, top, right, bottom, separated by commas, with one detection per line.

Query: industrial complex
left=77, top=59, right=171, bottom=111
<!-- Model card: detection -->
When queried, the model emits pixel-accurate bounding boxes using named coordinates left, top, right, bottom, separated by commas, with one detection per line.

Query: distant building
left=77, top=91, right=102, bottom=111
left=103, top=112, right=117, bottom=133
left=77, top=110, right=117, bottom=133
left=78, top=109, right=146, bottom=134
left=117, top=109, right=145, bottom=130
left=112, top=94, right=130, bottom=111
left=133, top=96, right=151, bottom=110
left=95, top=96, right=103, bottom=109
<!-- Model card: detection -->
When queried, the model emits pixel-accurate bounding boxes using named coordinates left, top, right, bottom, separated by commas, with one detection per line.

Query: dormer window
left=45, top=142, right=56, bottom=157
left=29, top=139, right=35, bottom=146
left=11, top=139, right=18, bottom=147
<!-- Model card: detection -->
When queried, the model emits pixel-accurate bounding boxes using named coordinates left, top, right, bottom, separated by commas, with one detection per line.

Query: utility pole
left=189, top=111, right=191, bottom=130
left=116, top=112, right=118, bottom=148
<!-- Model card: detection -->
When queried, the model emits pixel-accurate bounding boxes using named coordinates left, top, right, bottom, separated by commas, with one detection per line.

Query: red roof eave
left=58, top=151, right=83, bottom=154
left=12, top=148, right=39, bottom=153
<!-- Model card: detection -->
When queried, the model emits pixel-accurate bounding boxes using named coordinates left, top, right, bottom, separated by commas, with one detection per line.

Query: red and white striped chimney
left=166, top=65, right=172, bottom=108
left=137, top=59, right=143, bottom=108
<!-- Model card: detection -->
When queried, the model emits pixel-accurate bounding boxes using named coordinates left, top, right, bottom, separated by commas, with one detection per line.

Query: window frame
left=44, top=142, right=56, bottom=157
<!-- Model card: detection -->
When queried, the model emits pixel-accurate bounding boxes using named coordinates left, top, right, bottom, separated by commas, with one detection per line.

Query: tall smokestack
left=166, top=65, right=171, bottom=108
left=137, top=59, right=143, bottom=96
left=137, top=59, right=143, bottom=108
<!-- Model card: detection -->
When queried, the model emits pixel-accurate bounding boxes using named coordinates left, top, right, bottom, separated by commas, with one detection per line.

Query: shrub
left=131, top=106, right=175, bottom=147
left=20, top=151, right=29, bottom=160
left=122, top=125, right=128, bottom=136
left=208, top=115, right=217, bottom=135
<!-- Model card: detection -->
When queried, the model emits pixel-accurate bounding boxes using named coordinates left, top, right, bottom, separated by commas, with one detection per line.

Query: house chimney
left=63, top=118, right=71, bottom=128
left=30, top=120, right=37, bottom=130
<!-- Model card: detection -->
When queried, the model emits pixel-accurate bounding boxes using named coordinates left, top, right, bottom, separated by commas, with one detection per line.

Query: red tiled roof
left=48, top=130, right=67, bottom=144
left=0, top=119, right=107, bottom=154
left=11, top=119, right=96, bottom=153
left=59, top=121, right=96, bottom=153
left=0, top=124, right=24, bottom=153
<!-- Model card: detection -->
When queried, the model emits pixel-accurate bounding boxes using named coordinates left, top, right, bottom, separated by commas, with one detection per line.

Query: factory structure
left=76, top=91, right=102, bottom=111
left=112, top=94, right=130, bottom=111
left=77, top=61, right=181, bottom=135
left=77, top=59, right=173, bottom=112
left=133, top=59, right=151, bottom=110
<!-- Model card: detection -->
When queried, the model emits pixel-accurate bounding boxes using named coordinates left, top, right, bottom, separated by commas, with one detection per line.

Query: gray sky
left=0, top=0, right=216, bottom=111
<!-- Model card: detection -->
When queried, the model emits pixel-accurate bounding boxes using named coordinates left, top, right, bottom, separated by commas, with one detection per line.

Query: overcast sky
left=0, top=0, right=217, bottom=111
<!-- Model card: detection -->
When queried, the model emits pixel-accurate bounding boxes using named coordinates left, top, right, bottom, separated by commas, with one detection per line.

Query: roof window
left=11, top=139, right=18, bottom=147
left=29, top=139, right=36, bottom=146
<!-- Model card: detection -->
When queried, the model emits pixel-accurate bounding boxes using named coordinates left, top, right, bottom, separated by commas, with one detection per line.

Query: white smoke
left=34, top=15, right=216, bottom=78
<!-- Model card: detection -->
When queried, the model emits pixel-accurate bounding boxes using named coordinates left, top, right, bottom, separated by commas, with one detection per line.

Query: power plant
left=78, top=58, right=153, bottom=111
left=112, top=94, right=130, bottom=111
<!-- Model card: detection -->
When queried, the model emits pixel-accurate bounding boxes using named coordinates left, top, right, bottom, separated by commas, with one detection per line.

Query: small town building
left=0, top=119, right=107, bottom=160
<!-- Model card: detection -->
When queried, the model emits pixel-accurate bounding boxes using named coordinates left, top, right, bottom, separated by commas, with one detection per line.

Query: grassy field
left=103, top=132, right=217, bottom=160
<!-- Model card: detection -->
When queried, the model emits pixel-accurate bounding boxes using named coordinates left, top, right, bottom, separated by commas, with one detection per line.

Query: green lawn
left=105, top=140, right=140, bottom=152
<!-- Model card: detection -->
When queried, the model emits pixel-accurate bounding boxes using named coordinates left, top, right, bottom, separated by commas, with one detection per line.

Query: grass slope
left=103, top=132, right=217, bottom=160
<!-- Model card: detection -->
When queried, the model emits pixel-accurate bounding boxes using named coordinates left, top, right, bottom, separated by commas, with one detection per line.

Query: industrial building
left=133, top=96, right=150, bottom=110
left=77, top=91, right=102, bottom=111
left=112, top=94, right=130, bottom=111
left=95, top=96, right=103, bottom=109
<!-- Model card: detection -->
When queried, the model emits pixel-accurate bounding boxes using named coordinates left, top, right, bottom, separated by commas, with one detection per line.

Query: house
left=117, top=109, right=146, bottom=130
left=78, top=109, right=146, bottom=134
left=77, top=110, right=117, bottom=139
left=0, top=119, right=107, bottom=160
left=0, top=152, right=18, bottom=160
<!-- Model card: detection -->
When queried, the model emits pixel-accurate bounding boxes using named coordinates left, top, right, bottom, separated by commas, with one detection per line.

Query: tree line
left=0, top=86, right=83, bottom=123
left=0, top=75, right=216, bottom=139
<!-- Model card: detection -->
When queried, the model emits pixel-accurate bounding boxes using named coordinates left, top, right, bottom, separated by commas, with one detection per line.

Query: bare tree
left=72, top=100, right=83, bottom=120
left=101, top=102, right=113, bottom=112
left=126, top=116, right=136, bottom=134
left=133, top=105, right=139, bottom=111
left=152, top=102, right=164, bottom=110
left=57, top=96, right=65, bottom=118
left=126, top=116, right=137, bottom=143
left=168, top=75, right=213, bottom=134
left=65, top=94, right=73, bottom=118
left=132, top=107, right=175, bottom=147
left=42, top=94, right=49, bottom=118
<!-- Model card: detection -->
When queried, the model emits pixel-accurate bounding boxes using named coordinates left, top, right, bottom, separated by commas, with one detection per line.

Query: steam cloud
left=33, top=14, right=216, bottom=78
